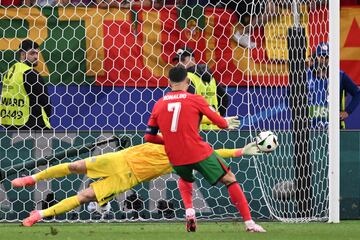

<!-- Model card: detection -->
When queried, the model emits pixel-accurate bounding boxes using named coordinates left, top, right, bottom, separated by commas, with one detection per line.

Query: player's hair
left=19, top=39, right=39, bottom=53
left=168, top=66, right=187, bottom=83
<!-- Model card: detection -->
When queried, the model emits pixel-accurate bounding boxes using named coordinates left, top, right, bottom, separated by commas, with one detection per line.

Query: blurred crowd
left=0, top=0, right=332, bottom=11
left=0, top=0, right=175, bottom=8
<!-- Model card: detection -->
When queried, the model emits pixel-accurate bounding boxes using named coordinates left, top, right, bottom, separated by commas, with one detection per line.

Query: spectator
left=213, top=0, right=326, bottom=49
left=0, top=40, right=52, bottom=130
left=207, top=0, right=279, bottom=49
left=308, top=42, right=360, bottom=129
left=172, top=47, right=229, bottom=130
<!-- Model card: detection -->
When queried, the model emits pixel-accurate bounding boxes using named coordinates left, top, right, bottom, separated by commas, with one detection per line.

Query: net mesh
left=0, top=0, right=330, bottom=222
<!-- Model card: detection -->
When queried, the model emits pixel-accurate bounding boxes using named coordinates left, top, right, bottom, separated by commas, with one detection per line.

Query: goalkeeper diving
left=11, top=140, right=261, bottom=227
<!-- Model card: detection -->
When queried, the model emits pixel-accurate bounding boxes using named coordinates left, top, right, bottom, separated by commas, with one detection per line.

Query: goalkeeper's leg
left=11, top=160, right=87, bottom=187
left=23, top=187, right=96, bottom=227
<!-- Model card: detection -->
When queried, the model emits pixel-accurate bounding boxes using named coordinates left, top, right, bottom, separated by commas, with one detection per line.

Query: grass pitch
left=1, top=221, right=359, bottom=240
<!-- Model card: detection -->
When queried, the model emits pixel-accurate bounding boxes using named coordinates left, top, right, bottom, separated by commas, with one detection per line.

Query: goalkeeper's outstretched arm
left=215, top=142, right=262, bottom=158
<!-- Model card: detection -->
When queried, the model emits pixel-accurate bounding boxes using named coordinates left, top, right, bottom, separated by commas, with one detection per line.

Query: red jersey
left=147, top=91, right=228, bottom=166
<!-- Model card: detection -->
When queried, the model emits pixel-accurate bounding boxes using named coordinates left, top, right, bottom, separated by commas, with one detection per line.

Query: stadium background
left=1, top=5, right=360, bottom=130
left=0, top=2, right=359, bottom=222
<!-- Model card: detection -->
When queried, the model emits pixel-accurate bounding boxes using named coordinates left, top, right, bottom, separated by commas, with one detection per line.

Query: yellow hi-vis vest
left=341, top=90, right=346, bottom=129
left=187, top=72, right=219, bottom=130
left=0, top=62, right=51, bottom=128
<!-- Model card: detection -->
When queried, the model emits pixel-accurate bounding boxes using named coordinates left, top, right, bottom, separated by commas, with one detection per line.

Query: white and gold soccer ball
left=255, top=131, right=279, bottom=153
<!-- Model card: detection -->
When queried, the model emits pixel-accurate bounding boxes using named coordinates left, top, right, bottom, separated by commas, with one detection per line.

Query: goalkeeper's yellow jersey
left=122, top=143, right=238, bottom=183
left=123, top=143, right=172, bottom=182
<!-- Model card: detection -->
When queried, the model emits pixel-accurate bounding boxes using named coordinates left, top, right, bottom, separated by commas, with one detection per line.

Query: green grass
left=0, top=221, right=359, bottom=240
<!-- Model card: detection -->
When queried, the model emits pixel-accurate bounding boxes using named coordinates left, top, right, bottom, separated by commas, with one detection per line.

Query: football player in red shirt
left=145, top=66, right=266, bottom=233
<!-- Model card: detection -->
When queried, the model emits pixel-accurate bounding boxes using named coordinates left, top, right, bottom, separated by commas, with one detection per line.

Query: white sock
left=38, top=210, right=45, bottom=218
left=185, top=208, right=195, bottom=218
left=245, top=219, right=255, bottom=227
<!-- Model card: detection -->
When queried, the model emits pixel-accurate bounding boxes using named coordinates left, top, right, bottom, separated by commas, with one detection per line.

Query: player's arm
left=144, top=128, right=163, bottom=144
left=195, top=95, right=227, bottom=128
left=215, top=142, right=262, bottom=158
left=200, top=115, right=216, bottom=124
left=144, top=103, right=164, bottom=144
left=196, top=95, right=239, bottom=129
left=200, top=114, right=237, bottom=127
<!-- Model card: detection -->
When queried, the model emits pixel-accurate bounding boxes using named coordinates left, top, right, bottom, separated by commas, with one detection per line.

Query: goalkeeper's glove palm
left=242, top=142, right=263, bottom=156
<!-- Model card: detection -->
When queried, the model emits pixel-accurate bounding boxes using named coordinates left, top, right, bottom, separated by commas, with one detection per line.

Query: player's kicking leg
left=178, top=178, right=196, bottom=232
left=176, top=153, right=266, bottom=233
left=220, top=171, right=266, bottom=233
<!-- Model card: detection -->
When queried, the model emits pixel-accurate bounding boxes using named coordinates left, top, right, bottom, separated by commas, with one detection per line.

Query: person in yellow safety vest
left=0, top=39, right=51, bottom=130
left=172, top=47, right=229, bottom=130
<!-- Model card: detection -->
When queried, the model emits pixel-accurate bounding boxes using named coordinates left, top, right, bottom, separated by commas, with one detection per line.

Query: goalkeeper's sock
left=33, top=163, right=71, bottom=181
left=178, top=178, right=193, bottom=209
left=41, top=195, right=80, bottom=218
left=227, top=182, right=252, bottom=221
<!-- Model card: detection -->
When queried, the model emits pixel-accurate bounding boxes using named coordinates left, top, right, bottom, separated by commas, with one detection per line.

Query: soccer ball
left=255, top=131, right=279, bottom=153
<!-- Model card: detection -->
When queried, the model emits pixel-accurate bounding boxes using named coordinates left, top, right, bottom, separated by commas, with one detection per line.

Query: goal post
left=328, top=0, right=340, bottom=223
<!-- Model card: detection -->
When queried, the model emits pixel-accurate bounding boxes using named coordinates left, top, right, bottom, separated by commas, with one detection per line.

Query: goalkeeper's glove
left=225, top=116, right=240, bottom=129
left=235, top=141, right=263, bottom=157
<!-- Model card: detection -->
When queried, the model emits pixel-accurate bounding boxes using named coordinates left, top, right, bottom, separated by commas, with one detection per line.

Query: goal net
left=0, top=0, right=336, bottom=223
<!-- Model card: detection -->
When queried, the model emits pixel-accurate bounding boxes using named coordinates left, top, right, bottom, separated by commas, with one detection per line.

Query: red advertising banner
left=340, top=7, right=360, bottom=85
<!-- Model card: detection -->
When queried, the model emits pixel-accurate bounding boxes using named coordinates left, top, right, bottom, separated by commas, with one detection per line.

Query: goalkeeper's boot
left=12, top=176, right=36, bottom=187
left=23, top=210, right=42, bottom=227
left=185, top=208, right=197, bottom=232
left=245, top=220, right=266, bottom=233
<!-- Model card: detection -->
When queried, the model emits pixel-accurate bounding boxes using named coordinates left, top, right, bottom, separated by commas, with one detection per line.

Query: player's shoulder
left=188, top=92, right=207, bottom=102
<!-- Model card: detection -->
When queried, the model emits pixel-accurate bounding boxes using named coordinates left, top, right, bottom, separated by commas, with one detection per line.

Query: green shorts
left=172, top=152, right=230, bottom=185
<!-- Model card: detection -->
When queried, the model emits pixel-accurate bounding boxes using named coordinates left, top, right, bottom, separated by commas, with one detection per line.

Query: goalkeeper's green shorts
left=172, top=152, right=230, bottom=185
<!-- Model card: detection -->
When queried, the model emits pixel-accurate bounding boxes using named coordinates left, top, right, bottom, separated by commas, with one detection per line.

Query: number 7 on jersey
left=167, top=102, right=181, bottom=132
